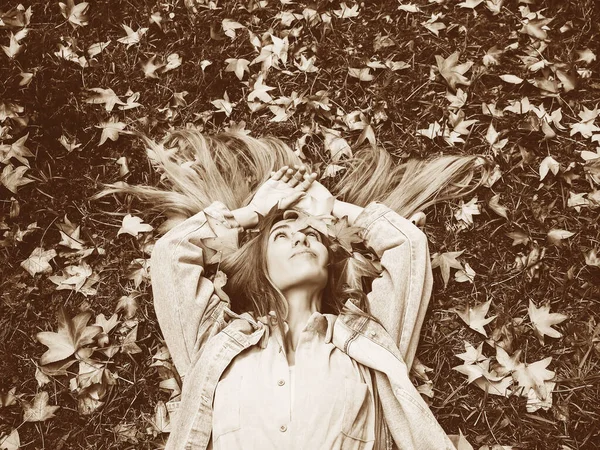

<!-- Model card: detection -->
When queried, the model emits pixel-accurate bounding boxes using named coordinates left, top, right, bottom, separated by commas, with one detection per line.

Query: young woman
left=100, top=130, right=488, bottom=449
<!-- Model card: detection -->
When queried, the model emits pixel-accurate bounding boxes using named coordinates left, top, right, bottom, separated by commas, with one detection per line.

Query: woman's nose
left=292, top=232, right=308, bottom=247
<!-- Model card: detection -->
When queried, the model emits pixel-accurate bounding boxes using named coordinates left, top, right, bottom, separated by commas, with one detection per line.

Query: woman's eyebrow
left=270, top=223, right=291, bottom=235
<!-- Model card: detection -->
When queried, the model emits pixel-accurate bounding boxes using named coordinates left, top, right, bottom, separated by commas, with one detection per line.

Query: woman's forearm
left=332, top=199, right=364, bottom=226
left=232, top=206, right=259, bottom=229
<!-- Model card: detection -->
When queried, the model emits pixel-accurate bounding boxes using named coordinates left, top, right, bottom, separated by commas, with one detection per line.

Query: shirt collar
left=257, top=310, right=336, bottom=346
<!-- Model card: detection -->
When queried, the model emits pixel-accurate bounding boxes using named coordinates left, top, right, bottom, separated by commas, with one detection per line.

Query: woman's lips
left=291, top=250, right=316, bottom=258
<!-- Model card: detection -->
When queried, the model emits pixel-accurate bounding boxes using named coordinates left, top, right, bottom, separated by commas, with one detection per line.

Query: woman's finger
left=280, top=168, right=295, bottom=182
left=270, top=166, right=289, bottom=181
left=288, top=167, right=306, bottom=187
left=298, top=172, right=317, bottom=190
left=278, top=191, right=306, bottom=210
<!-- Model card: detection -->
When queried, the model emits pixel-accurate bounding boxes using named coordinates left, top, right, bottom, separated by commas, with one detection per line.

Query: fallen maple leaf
left=126, top=258, right=151, bottom=287
left=118, top=214, right=153, bottom=237
left=295, top=54, right=319, bottom=73
left=539, top=155, right=560, bottom=180
left=221, top=18, right=245, bottom=39
left=528, top=300, right=567, bottom=344
left=148, top=401, right=171, bottom=434
left=225, top=58, right=250, bottom=80
left=455, top=263, right=476, bottom=283
left=22, top=391, right=60, bottom=422
left=87, top=40, right=110, bottom=58
left=37, top=308, right=102, bottom=365
left=512, top=356, right=554, bottom=399
left=584, top=248, right=600, bottom=267
left=546, top=228, right=574, bottom=246
left=456, top=341, right=486, bottom=365
left=116, top=295, right=138, bottom=319
left=1, top=163, right=34, bottom=193
left=117, top=24, right=148, bottom=48
left=0, top=133, right=34, bottom=167
left=211, top=91, right=235, bottom=117
left=435, top=52, right=473, bottom=90
left=454, top=197, right=480, bottom=226
left=164, top=53, right=182, bottom=72
left=499, top=74, right=523, bottom=84
left=85, top=88, right=126, bottom=112
left=59, top=0, right=89, bottom=27
left=494, top=346, right=522, bottom=377
left=520, top=17, right=553, bottom=41
left=421, top=13, right=446, bottom=36
left=0, top=428, right=20, bottom=450
left=57, top=215, right=84, bottom=250
left=2, top=33, right=23, bottom=59
left=326, top=216, right=363, bottom=253
left=348, top=67, right=374, bottom=81
left=247, top=73, right=275, bottom=103
left=455, top=300, right=496, bottom=336
left=97, top=117, right=127, bottom=145
left=431, top=250, right=464, bottom=288
left=322, top=127, right=352, bottom=162
left=333, top=3, right=360, bottom=18
left=336, top=252, right=382, bottom=291
left=488, top=194, right=508, bottom=219
left=142, top=56, right=164, bottom=78
left=48, top=262, right=95, bottom=293
left=21, top=247, right=57, bottom=276
left=577, top=48, right=596, bottom=64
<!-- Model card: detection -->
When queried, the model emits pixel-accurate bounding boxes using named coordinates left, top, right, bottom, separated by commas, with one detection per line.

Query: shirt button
left=277, top=379, right=285, bottom=386
left=368, top=330, right=376, bottom=337
left=280, top=425, right=287, bottom=432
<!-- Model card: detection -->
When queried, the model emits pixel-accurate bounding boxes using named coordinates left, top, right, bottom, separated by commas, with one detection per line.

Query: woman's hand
left=249, top=165, right=317, bottom=216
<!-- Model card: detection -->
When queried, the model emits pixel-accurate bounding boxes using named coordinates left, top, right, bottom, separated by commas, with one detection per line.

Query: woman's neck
left=282, top=288, right=322, bottom=353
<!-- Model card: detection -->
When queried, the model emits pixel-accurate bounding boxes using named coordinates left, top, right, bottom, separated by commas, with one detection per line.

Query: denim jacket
left=150, top=201, right=457, bottom=450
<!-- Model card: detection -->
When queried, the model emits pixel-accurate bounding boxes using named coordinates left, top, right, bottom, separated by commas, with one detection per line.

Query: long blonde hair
left=97, top=129, right=490, bottom=221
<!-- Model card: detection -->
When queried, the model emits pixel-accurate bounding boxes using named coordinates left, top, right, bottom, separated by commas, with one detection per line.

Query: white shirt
left=211, top=311, right=376, bottom=450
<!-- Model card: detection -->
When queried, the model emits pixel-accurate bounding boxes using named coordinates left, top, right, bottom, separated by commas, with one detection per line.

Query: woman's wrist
left=232, top=206, right=259, bottom=229
left=332, top=199, right=364, bottom=226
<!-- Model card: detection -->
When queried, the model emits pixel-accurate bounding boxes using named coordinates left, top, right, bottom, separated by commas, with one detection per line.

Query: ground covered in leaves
left=1, top=0, right=599, bottom=449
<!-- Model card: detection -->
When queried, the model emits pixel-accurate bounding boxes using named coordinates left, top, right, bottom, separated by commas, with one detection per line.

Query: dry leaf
left=547, top=228, right=574, bottom=246
left=539, top=155, right=560, bottom=180
left=512, top=357, right=554, bottom=399
left=59, top=0, right=89, bottom=27
left=117, top=214, right=153, bottom=237
left=85, top=88, right=126, bottom=112
left=0, top=428, right=20, bottom=450
left=435, top=52, right=473, bottom=90
left=488, top=194, right=508, bottom=219
left=117, top=24, right=148, bottom=48
left=455, top=300, right=496, bottom=336
left=454, top=197, right=480, bottom=226
left=1, top=164, right=34, bottom=194
left=22, top=391, right=60, bottom=422
left=21, top=247, right=57, bottom=276
left=225, top=58, right=250, bottom=80
left=37, top=309, right=102, bottom=365
left=431, top=250, right=464, bottom=288
left=97, top=117, right=127, bottom=145
left=528, top=300, right=567, bottom=344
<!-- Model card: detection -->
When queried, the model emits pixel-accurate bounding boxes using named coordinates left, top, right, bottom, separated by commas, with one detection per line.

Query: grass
left=1, top=0, right=599, bottom=448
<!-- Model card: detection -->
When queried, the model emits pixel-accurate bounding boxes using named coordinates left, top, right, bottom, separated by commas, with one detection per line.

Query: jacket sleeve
left=353, top=202, right=434, bottom=370
left=150, top=201, right=242, bottom=378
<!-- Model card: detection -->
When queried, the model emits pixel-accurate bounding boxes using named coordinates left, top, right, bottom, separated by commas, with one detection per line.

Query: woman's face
left=266, top=217, right=329, bottom=293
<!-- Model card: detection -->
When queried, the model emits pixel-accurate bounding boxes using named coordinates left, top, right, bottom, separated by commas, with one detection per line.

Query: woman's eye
left=274, top=232, right=287, bottom=239
left=307, top=231, right=320, bottom=239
